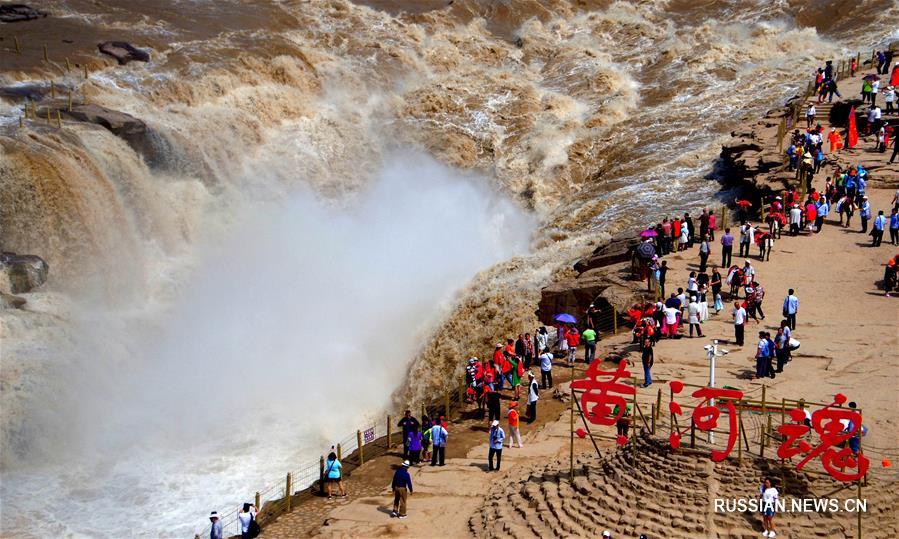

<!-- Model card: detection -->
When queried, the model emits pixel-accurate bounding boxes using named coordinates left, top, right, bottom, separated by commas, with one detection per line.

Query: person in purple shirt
left=720, top=227, right=734, bottom=267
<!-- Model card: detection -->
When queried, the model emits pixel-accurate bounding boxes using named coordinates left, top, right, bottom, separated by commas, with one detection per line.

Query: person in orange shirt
left=492, top=344, right=506, bottom=390
left=828, top=128, right=843, bottom=153
left=506, top=402, right=523, bottom=448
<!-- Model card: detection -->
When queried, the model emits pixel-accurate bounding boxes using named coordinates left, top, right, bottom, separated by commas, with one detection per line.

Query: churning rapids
left=1, top=0, right=897, bottom=536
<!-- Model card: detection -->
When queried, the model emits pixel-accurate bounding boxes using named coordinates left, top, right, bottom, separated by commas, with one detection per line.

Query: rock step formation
left=471, top=436, right=898, bottom=538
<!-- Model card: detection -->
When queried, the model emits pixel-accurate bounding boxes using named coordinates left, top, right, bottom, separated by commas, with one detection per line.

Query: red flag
left=891, top=64, right=899, bottom=88
left=847, top=106, right=858, bottom=149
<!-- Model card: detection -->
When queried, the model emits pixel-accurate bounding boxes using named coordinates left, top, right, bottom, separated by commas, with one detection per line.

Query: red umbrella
left=736, top=199, right=752, bottom=208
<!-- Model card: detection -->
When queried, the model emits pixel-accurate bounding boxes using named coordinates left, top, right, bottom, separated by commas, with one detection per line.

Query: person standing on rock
left=324, top=451, right=346, bottom=499
left=523, top=332, right=535, bottom=370
left=732, top=301, right=746, bottom=346
left=539, top=347, right=553, bottom=389
left=397, top=410, right=420, bottom=460
left=699, top=235, right=711, bottom=273
left=658, top=260, right=669, bottom=298
left=640, top=337, right=654, bottom=388
left=391, top=460, right=413, bottom=519
left=720, top=227, right=734, bottom=267
left=430, top=421, right=447, bottom=466
left=699, top=209, right=710, bottom=240
left=209, top=511, right=223, bottom=539
left=526, top=371, right=539, bottom=423
left=582, top=325, right=597, bottom=364
left=782, top=289, right=799, bottom=330
left=872, top=210, right=887, bottom=246
left=889, top=207, right=899, bottom=245
left=760, top=477, right=779, bottom=537
left=687, top=297, right=703, bottom=338
left=487, top=420, right=505, bottom=471
left=684, top=212, right=695, bottom=248
left=710, top=266, right=723, bottom=311
left=507, top=401, right=523, bottom=448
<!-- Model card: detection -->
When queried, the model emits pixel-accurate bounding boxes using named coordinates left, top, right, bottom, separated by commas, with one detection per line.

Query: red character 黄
left=571, top=359, right=634, bottom=426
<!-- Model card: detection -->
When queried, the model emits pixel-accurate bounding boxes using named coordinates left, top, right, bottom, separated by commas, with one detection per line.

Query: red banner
left=847, top=106, right=858, bottom=149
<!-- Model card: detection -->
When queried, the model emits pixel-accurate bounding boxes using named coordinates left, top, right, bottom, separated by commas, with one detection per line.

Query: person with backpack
left=324, top=451, right=346, bottom=499
left=487, top=420, right=506, bottom=471
left=237, top=503, right=259, bottom=539
left=526, top=371, right=539, bottom=423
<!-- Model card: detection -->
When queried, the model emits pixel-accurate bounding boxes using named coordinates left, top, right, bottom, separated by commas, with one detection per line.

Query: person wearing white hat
left=209, top=511, right=222, bottom=539
left=602, top=531, right=612, bottom=538
left=391, top=460, right=413, bottom=518
left=884, top=85, right=895, bottom=114
left=487, top=419, right=505, bottom=471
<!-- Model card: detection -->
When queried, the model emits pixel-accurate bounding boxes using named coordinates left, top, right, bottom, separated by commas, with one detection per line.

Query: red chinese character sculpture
left=777, top=396, right=870, bottom=482
left=571, top=360, right=634, bottom=426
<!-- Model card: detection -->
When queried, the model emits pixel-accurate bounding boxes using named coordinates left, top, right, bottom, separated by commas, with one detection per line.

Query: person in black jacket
left=397, top=410, right=419, bottom=460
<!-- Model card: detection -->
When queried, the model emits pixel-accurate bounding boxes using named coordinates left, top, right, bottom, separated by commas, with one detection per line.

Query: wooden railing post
left=285, top=473, right=292, bottom=511
left=387, top=415, right=392, bottom=448
left=255, top=491, right=261, bottom=512
left=357, top=430, right=364, bottom=465
left=612, top=307, right=618, bottom=334
left=337, top=443, right=342, bottom=461
left=319, top=456, right=325, bottom=495
left=14, top=36, right=20, bottom=54
left=444, top=390, right=450, bottom=420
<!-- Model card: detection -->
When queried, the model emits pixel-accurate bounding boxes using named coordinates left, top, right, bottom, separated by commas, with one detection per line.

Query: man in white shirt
left=663, top=304, right=679, bottom=338
left=732, top=301, right=746, bottom=346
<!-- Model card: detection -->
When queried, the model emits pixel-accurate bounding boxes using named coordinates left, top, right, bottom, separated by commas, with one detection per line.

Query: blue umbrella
left=554, top=313, right=577, bottom=324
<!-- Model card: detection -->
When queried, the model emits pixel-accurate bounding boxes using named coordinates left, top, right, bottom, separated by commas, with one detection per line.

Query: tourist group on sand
left=206, top=52, right=898, bottom=539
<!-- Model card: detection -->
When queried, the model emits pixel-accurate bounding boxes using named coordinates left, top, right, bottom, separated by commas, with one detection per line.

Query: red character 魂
left=777, top=395, right=870, bottom=482
left=571, top=359, right=634, bottom=426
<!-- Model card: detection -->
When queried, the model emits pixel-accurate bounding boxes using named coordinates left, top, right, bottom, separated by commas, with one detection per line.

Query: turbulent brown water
left=1, top=0, right=896, bottom=536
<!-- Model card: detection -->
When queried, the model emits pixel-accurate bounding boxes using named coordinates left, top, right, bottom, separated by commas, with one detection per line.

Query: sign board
left=363, top=427, right=375, bottom=444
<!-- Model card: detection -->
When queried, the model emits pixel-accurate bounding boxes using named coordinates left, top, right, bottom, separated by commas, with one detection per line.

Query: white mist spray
left=1, top=153, right=533, bottom=537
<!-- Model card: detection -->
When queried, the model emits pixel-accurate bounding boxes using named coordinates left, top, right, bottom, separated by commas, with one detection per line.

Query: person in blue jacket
left=391, top=460, right=413, bottom=518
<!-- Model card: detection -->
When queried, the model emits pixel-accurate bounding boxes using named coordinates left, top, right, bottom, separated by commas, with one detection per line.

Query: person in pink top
left=708, top=210, right=717, bottom=240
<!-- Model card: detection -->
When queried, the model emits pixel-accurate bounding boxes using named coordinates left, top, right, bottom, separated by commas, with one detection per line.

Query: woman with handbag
left=324, top=451, right=346, bottom=499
